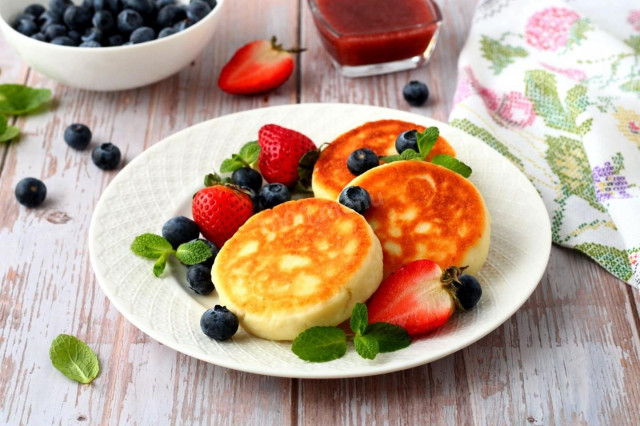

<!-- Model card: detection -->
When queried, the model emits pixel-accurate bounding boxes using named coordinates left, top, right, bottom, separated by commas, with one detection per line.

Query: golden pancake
left=213, top=198, right=383, bottom=341
left=346, top=161, right=491, bottom=277
left=312, top=119, right=456, bottom=200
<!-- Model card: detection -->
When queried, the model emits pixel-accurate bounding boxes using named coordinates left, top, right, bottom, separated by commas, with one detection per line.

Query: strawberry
left=367, top=260, right=479, bottom=336
left=192, top=185, right=254, bottom=248
left=218, top=36, right=304, bottom=95
left=257, top=124, right=317, bottom=187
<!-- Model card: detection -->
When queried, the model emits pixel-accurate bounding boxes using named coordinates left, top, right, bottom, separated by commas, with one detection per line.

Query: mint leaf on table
left=350, top=302, right=368, bottom=336
left=291, top=327, right=347, bottom=362
left=49, top=334, right=100, bottom=384
left=131, top=233, right=174, bottom=259
left=219, top=141, right=260, bottom=173
left=354, top=334, right=380, bottom=360
left=416, top=126, right=439, bottom=157
left=431, top=154, right=472, bottom=178
left=0, top=84, right=52, bottom=115
left=175, top=240, right=211, bottom=265
left=365, top=322, right=411, bottom=353
left=0, top=125, right=20, bottom=143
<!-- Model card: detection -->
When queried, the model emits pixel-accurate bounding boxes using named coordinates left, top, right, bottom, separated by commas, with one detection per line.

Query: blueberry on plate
left=51, top=36, right=76, bottom=46
left=232, top=167, right=262, bottom=193
left=64, top=123, right=92, bottom=150
left=49, top=0, right=74, bottom=19
left=259, top=183, right=291, bottom=210
left=186, top=264, right=214, bottom=295
left=402, top=80, right=429, bottom=106
left=25, top=4, right=46, bottom=19
left=130, top=26, right=156, bottom=44
left=91, top=142, right=121, bottom=170
left=186, top=0, right=211, bottom=22
left=338, top=186, right=371, bottom=214
left=44, top=23, right=67, bottom=41
left=162, top=216, right=200, bottom=248
left=347, top=148, right=379, bottom=176
left=13, top=19, right=38, bottom=37
left=15, top=177, right=47, bottom=208
left=63, top=6, right=93, bottom=31
left=31, top=32, right=47, bottom=42
left=158, top=27, right=178, bottom=38
left=453, top=274, right=482, bottom=311
left=201, top=305, right=239, bottom=341
left=395, top=130, right=418, bottom=154
left=92, top=10, right=116, bottom=32
left=191, top=238, right=219, bottom=268
left=117, top=9, right=144, bottom=34
left=238, top=186, right=259, bottom=213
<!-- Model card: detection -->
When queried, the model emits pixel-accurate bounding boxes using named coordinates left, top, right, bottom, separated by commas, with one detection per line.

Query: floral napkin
left=449, top=0, right=640, bottom=287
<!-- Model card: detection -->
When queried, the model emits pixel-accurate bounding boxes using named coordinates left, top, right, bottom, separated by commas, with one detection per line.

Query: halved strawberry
left=367, top=260, right=475, bottom=336
left=218, top=36, right=304, bottom=95
left=258, top=124, right=317, bottom=187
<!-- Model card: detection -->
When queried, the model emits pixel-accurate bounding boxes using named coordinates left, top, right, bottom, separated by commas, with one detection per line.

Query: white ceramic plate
left=89, top=104, right=551, bottom=379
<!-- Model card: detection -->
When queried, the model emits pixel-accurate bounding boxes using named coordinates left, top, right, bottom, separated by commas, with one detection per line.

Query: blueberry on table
left=162, top=216, right=201, bottom=249
left=192, top=238, right=219, bottom=268
left=51, top=36, right=76, bottom=46
left=402, top=80, right=429, bottom=106
left=395, top=130, right=418, bottom=154
left=49, top=0, right=74, bottom=19
left=186, top=264, right=214, bottom=295
left=15, top=177, right=47, bottom=208
left=258, top=183, right=291, bottom=210
left=13, top=19, right=38, bottom=37
left=44, top=24, right=67, bottom=41
left=31, top=33, right=47, bottom=42
left=232, top=167, right=262, bottom=193
left=130, top=26, right=156, bottom=44
left=186, top=0, right=211, bottom=22
left=339, top=186, right=371, bottom=215
left=347, top=148, right=379, bottom=176
left=63, top=6, right=93, bottom=31
left=117, top=9, right=144, bottom=34
left=25, top=4, right=46, bottom=19
left=453, top=274, right=482, bottom=311
left=201, top=305, right=239, bottom=341
left=91, top=143, right=121, bottom=170
left=158, top=27, right=178, bottom=38
left=92, top=10, right=116, bottom=32
left=64, top=123, right=92, bottom=150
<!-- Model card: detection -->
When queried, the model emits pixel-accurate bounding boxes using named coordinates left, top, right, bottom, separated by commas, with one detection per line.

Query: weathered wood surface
left=1, top=0, right=640, bottom=425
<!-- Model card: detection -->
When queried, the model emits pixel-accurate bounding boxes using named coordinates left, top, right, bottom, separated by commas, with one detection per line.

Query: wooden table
left=2, top=1, right=640, bottom=424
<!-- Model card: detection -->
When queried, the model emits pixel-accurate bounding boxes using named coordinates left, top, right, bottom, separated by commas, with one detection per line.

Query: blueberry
left=81, top=28, right=103, bottom=43
left=130, top=26, right=156, bottom=43
left=347, top=148, right=379, bottom=176
left=162, top=216, right=200, bottom=249
left=338, top=186, right=371, bottom=214
left=63, top=6, right=93, bottom=30
left=259, top=183, right=291, bottom=209
left=91, top=143, right=121, bottom=170
left=454, top=274, right=482, bottom=311
left=239, top=186, right=259, bottom=213
left=92, top=10, right=115, bottom=32
left=25, top=4, right=46, bottom=18
left=200, top=305, right=239, bottom=341
left=15, top=177, right=47, bottom=208
left=64, top=123, right=92, bottom=150
left=13, top=19, right=38, bottom=37
left=80, top=40, right=102, bottom=47
left=156, top=0, right=176, bottom=8
left=173, top=19, right=190, bottom=31
left=93, top=0, right=120, bottom=12
left=44, top=23, right=68, bottom=41
left=38, top=11, right=61, bottom=31
left=198, top=0, right=217, bottom=9
left=15, top=13, right=36, bottom=23
left=395, top=130, right=418, bottom=154
left=402, top=80, right=429, bottom=106
left=192, top=238, right=219, bottom=268
left=67, top=30, right=81, bottom=44
left=232, top=168, right=262, bottom=193
left=186, top=264, right=214, bottom=295
left=51, top=36, right=76, bottom=46
left=157, top=4, right=185, bottom=27
left=187, top=0, right=211, bottom=22
left=117, top=9, right=144, bottom=34
left=158, top=27, right=177, bottom=38
left=108, top=34, right=125, bottom=46
left=31, top=32, right=47, bottom=42
left=49, top=0, right=73, bottom=19
left=122, top=0, right=154, bottom=15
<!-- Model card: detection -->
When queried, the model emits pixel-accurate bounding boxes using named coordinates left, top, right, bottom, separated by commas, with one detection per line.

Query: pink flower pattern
left=629, top=10, right=640, bottom=32
left=525, top=7, right=580, bottom=51
left=541, top=63, right=587, bottom=81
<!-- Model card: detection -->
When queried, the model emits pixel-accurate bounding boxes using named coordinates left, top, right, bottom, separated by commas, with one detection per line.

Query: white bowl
left=0, top=0, right=225, bottom=91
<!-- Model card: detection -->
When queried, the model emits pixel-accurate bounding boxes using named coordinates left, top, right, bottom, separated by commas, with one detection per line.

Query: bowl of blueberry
left=0, top=0, right=225, bottom=91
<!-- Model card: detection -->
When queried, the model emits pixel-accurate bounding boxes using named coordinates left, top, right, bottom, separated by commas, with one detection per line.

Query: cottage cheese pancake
left=347, top=161, right=491, bottom=278
left=213, top=198, right=383, bottom=341
left=312, top=120, right=456, bottom=200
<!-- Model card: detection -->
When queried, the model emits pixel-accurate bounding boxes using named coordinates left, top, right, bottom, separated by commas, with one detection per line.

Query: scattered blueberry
left=347, top=148, right=379, bottom=176
left=187, top=0, right=211, bottom=22
left=80, top=40, right=102, bottom=47
left=15, top=177, right=47, bottom=208
left=25, top=4, right=46, bottom=18
left=63, top=6, right=92, bottom=31
left=49, top=0, right=73, bottom=19
left=64, top=123, right=92, bottom=150
left=192, top=238, right=219, bottom=268
left=200, top=305, right=239, bottom=341
left=232, top=168, right=262, bottom=193
left=51, top=36, right=76, bottom=46
left=162, top=216, right=200, bottom=249
left=186, top=264, right=214, bottom=295
left=92, top=10, right=116, bottom=32
left=31, top=32, right=47, bottom=42
left=259, top=183, right=291, bottom=209
left=107, top=34, right=125, bottom=46
left=338, top=186, right=371, bottom=214
left=158, top=27, right=178, bottom=38
left=91, top=142, right=121, bottom=170
left=81, top=28, right=103, bottom=43
left=454, top=274, right=482, bottom=310
left=395, top=130, right=418, bottom=154
left=402, top=80, right=429, bottom=106
left=14, top=19, right=38, bottom=37
left=117, top=9, right=144, bottom=34
left=130, top=26, right=156, bottom=44
left=44, top=23, right=68, bottom=41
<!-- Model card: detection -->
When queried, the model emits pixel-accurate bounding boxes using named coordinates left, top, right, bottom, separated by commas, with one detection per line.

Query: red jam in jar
left=308, top=0, right=443, bottom=77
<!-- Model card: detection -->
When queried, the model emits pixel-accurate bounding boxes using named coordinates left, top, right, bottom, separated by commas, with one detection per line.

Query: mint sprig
left=50, top=334, right=100, bottom=384
left=291, top=303, right=411, bottom=362
left=431, top=154, right=472, bottom=178
left=220, top=141, right=260, bottom=173
left=0, top=84, right=52, bottom=115
left=131, top=233, right=211, bottom=277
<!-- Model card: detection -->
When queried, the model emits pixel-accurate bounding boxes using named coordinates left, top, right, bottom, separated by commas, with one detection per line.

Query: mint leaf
left=176, top=240, right=211, bottom=265
left=400, top=149, right=422, bottom=161
left=0, top=115, right=6, bottom=134
left=0, top=125, right=20, bottom=143
left=417, top=127, right=439, bottom=157
left=292, top=327, right=347, bottom=362
left=153, top=253, right=169, bottom=277
left=220, top=158, right=244, bottom=173
left=238, top=141, right=259, bottom=164
left=379, top=154, right=403, bottom=163
left=350, top=302, right=368, bottom=336
left=131, top=233, right=174, bottom=259
left=354, top=334, right=379, bottom=360
left=0, top=84, right=51, bottom=115
left=365, top=322, right=411, bottom=353
left=49, top=334, right=100, bottom=384
left=431, top=154, right=472, bottom=178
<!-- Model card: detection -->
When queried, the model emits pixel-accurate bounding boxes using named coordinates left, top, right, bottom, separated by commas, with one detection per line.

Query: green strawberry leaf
left=416, top=127, right=439, bottom=157
left=354, top=334, right=379, bottom=360
left=292, top=327, right=347, bottom=362
left=176, top=240, right=212, bottom=265
left=0, top=84, right=52, bottom=115
left=131, top=233, right=174, bottom=259
left=220, top=159, right=245, bottom=173
left=431, top=154, right=472, bottom=178
left=153, top=253, right=169, bottom=277
left=350, top=302, right=368, bottom=336
left=238, top=141, right=260, bottom=164
left=49, top=334, right=100, bottom=384
left=365, top=322, right=411, bottom=353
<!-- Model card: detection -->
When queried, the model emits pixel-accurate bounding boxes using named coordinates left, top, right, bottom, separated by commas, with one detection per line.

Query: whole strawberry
left=258, top=124, right=317, bottom=187
left=192, top=185, right=254, bottom=248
